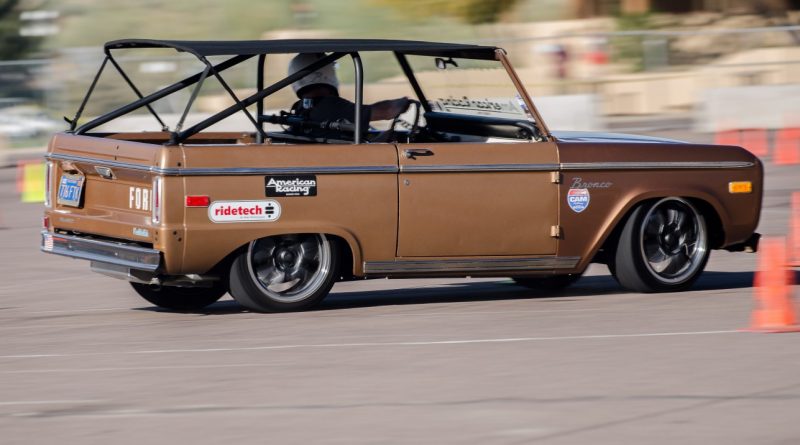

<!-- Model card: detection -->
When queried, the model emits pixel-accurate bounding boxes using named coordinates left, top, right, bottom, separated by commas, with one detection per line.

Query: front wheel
left=612, top=198, right=709, bottom=292
left=229, top=234, right=338, bottom=312
left=131, top=281, right=227, bottom=311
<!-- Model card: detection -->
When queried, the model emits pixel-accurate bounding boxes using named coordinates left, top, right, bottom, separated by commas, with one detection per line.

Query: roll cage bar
left=69, top=39, right=552, bottom=144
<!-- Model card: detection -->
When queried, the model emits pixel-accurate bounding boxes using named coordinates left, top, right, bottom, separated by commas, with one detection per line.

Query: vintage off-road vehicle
left=41, top=39, right=762, bottom=312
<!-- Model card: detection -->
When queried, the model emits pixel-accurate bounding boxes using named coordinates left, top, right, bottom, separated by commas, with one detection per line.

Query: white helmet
left=288, top=53, right=339, bottom=96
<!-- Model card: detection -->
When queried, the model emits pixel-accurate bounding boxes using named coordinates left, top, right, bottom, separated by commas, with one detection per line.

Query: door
left=396, top=141, right=560, bottom=257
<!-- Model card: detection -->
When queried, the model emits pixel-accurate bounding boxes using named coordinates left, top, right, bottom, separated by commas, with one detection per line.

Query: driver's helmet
left=288, top=53, right=339, bottom=97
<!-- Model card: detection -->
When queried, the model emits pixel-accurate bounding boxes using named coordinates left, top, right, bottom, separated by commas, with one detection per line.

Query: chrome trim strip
left=47, top=153, right=755, bottom=176
left=560, top=161, right=754, bottom=170
left=363, top=256, right=580, bottom=274
left=46, top=153, right=398, bottom=176
left=48, top=153, right=156, bottom=173
left=400, top=163, right=559, bottom=173
left=41, top=230, right=161, bottom=272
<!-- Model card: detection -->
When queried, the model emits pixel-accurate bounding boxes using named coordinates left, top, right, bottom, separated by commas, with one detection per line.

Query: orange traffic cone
left=748, top=237, right=800, bottom=332
left=715, top=129, right=740, bottom=147
left=740, top=129, right=769, bottom=158
left=789, top=193, right=800, bottom=267
left=774, top=127, right=800, bottom=165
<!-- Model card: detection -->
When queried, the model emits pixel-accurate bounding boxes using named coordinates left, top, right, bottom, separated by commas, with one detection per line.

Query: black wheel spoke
left=299, top=239, right=319, bottom=262
left=673, top=210, right=687, bottom=231
left=256, top=265, right=283, bottom=285
left=647, top=247, right=669, bottom=266
left=286, top=266, right=308, bottom=283
left=252, top=238, right=276, bottom=265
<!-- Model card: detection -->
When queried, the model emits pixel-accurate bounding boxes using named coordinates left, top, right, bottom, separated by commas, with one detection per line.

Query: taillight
left=152, top=177, right=163, bottom=224
left=44, top=161, right=53, bottom=208
left=185, top=195, right=210, bottom=207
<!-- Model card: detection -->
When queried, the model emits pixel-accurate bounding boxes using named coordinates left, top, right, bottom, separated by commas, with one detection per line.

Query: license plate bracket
left=57, top=173, right=85, bottom=207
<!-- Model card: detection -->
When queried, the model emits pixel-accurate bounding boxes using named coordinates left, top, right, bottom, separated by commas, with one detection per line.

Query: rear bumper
left=40, top=230, right=161, bottom=272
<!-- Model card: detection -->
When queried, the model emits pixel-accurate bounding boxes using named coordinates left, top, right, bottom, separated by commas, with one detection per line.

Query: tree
left=0, top=0, right=38, bottom=60
left=370, top=0, right=521, bottom=25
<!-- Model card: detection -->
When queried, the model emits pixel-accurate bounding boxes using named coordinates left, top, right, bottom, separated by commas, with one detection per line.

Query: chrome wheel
left=639, top=198, right=707, bottom=285
left=246, top=234, right=332, bottom=303
left=612, top=198, right=710, bottom=293
left=229, top=233, right=338, bottom=312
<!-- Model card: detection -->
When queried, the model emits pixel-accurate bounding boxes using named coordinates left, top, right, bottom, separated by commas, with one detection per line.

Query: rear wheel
left=229, top=234, right=338, bottom=312
left=612, top=198, right=709, bottom=292
left=131, top=281, right=227, bottom=310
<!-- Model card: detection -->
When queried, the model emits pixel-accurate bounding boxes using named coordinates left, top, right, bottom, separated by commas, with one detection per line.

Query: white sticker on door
left=208, top=200, right=281, bottom=223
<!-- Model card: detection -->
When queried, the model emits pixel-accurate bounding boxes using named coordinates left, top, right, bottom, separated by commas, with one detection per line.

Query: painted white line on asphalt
left=0, top=330, right=740, bottom=359
left=25, top=307, right=133, bottom=315
left=0, top=400, right=104, bottom=406
left=0, top=363, right=278, bottom=374
left=375, top=308, right=607, bottom=317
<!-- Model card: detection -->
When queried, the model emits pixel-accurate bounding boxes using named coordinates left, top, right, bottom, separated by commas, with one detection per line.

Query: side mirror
left=435, top=57, right=459, bottom=70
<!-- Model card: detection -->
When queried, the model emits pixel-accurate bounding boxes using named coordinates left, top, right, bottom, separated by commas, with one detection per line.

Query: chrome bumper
left=41, top=230, right=161, bottom=272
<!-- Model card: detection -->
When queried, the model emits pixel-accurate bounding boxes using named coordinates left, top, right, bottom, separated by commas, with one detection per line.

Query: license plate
left=57, top=174, right=85, bottom=207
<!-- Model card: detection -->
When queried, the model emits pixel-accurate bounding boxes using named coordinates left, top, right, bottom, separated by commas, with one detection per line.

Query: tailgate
left=45, top=133, right=169, bottom=244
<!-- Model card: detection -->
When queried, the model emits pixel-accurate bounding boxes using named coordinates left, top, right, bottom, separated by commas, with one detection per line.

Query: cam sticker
left=567, top=188, right=590, bottom=213
left=266, top=175, right=317, bottom=197
left=209, top=200, right=281, bottom=223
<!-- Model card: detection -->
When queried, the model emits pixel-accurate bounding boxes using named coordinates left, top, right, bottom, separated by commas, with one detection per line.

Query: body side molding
left=363, top=256, right=581, bottom=274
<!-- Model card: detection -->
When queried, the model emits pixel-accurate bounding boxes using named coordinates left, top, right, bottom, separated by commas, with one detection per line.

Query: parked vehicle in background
left=40, top=39, right=762, bottom=312
left=0, top=105, right=62, bottom=139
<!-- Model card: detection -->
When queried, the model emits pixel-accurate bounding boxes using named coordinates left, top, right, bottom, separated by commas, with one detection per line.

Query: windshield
left=406, top=56, right=533, bottom=121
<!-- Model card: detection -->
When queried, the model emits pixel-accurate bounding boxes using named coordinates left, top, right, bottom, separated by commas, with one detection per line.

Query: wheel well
left=594, top=201, right=648, bottom=265
left=328, top=235, right=355, bottom=280
left=593, top=197, right=725, bottom=264
left=209, top=234, right=356, bottom=281
left=688, top=198, right=725, bottom=249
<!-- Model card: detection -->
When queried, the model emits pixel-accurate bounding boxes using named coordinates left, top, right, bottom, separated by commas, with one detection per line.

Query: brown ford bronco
left=41, top=39, right=762, bottom=312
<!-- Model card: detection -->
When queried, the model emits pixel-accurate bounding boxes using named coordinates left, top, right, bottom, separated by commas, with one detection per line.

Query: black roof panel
left=104, top=38, right=499, bottom=60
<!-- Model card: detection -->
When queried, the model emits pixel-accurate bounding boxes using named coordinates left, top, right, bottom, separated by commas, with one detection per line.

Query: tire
left=131, top=281, right=227, bottom=310
left=612, top=197, right=709, bottom=293
left=229, top=234, right=338, bottom=312
left=513, top=274, right=581, bottom=290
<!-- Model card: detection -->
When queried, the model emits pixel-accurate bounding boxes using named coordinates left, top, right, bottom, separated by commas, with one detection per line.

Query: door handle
left=403, top=148, right=434, bottom=159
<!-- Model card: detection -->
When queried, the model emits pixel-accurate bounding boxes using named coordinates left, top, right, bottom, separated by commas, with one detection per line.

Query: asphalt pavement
left=0, top=153, right=799, bottom=444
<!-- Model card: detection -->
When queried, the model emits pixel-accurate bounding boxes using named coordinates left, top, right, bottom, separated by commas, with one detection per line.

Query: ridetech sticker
left=208, top=200, right=281, bottom=223
left=567, top=188, right=590, bottom=213
left=265, top=175, right=317, bottom=197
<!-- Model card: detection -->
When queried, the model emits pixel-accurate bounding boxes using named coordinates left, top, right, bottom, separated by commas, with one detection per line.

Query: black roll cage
left=70, top=39, right=549, bottom=144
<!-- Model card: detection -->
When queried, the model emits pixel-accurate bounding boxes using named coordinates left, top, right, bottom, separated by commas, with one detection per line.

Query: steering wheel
left=377, top=99, right=421, bottom=143
left=392, top=100, right=421, bottom=142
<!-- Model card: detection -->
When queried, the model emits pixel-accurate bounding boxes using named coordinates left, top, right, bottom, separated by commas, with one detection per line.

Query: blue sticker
left=567, top=188, right=590, bottom=213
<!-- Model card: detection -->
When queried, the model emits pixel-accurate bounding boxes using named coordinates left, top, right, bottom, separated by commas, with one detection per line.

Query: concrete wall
left=696, top=84, right=800, bottom=132
left=535, top=94, right=603, bottom=131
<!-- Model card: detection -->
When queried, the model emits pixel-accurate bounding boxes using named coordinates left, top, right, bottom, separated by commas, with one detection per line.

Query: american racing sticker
left=266, top=175, right=317, bottom=197
left=208, top=200, right=281, bottom=223
left=567, top=188, right=590, bottom=213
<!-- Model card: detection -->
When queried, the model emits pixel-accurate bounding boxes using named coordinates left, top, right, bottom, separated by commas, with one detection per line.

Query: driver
left=287, top=53, right=410, bottom=137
